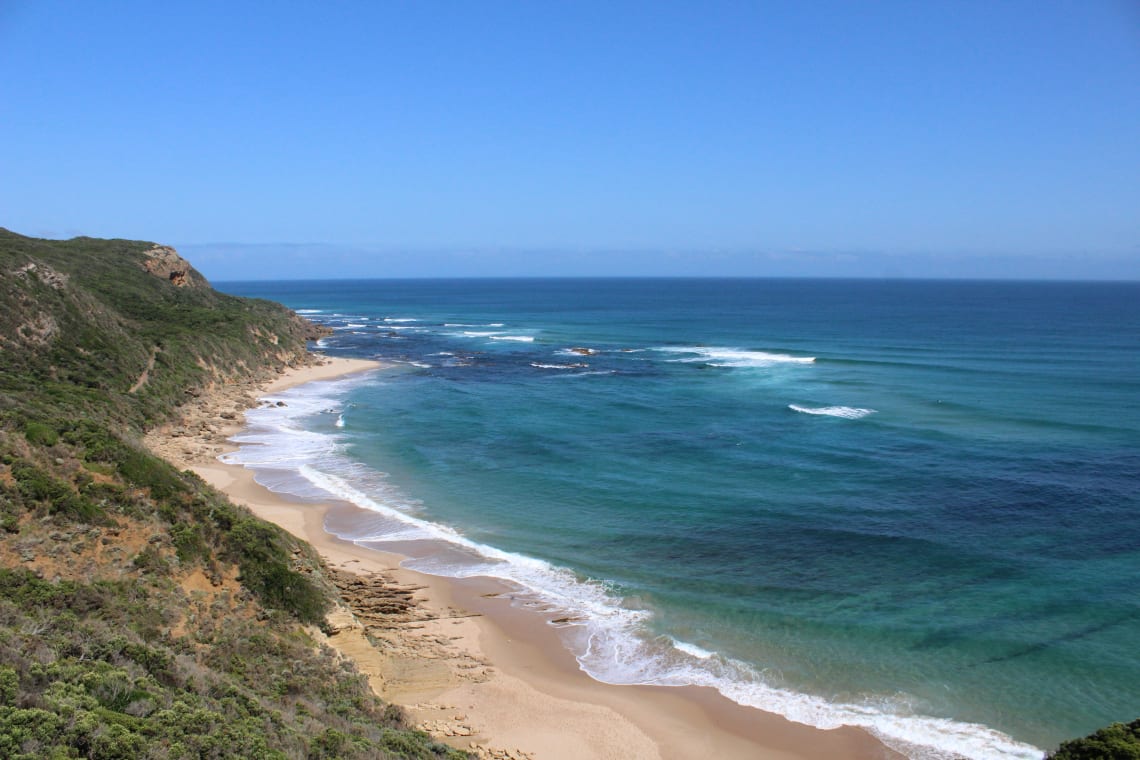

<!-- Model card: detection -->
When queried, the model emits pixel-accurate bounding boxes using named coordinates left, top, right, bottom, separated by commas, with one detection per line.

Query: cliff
left=0, top=229, right=464, bottom=759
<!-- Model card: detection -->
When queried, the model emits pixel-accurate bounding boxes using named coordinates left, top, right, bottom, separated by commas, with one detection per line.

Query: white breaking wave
left=384, top=318, right=419, bottom=323
left=577, top=634, right=1041, bottom=760
left=295, top=464, right=655, bottom=639
left=296, top=309, right=324, bottom=314
left=670, top=638, right=716, bottom=660
left=449, top=330, right=535, bottom=342
left=221, top=375, right=1042, bottom=760
left=659, top=347, right=815, bottom=367
left=789, top=405, right=877, bottom=419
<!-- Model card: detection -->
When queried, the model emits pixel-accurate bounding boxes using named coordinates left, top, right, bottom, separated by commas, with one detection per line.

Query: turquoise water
left=220, top=279, right=1140, bottom=759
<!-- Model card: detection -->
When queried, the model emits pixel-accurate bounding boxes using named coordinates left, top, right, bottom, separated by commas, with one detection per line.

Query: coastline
left=144, top=355, right=899, bottom=760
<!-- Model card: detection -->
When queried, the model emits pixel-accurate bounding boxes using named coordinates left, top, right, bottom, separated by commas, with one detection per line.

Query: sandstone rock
left=139, top=245, right=208, bottom=288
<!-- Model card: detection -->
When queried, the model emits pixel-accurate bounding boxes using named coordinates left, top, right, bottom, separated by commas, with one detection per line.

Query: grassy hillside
left=0, top=229, right=465, bottom=759
left=0, top=229, right=326, bottom=430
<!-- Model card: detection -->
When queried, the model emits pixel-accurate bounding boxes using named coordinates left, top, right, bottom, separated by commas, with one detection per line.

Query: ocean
left=217, top=278, right=1140, bottom=759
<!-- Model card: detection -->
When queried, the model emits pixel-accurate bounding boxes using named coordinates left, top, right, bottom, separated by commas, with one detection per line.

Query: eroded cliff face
left=139, top=244, right=207, bottom=288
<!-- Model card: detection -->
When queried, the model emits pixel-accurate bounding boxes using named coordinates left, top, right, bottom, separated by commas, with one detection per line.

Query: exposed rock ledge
left=140, top=244, right=207, bottom=288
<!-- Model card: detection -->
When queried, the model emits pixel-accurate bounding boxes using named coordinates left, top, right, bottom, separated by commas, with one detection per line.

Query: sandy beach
left=144, top=355, right=898, bottom=760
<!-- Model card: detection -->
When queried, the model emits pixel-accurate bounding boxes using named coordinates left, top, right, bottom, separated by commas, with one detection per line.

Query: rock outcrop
left=11, top=261, right=69, bottom=289
left=140, top=244, right=207, bottom=288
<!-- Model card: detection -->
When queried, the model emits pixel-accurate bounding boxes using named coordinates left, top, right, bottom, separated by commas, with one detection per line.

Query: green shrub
left=11, top=461, right=67, bottom=503
left=9, top=462, right=103, bottom=522
left=131, top=546, right=170, bottom=575
left=65, top=423, right=188, bottom=500
left=0, top=490, right=18, bottom=533
left=23, top=421, right=58, bottom=447
left=226, top=519, right=328, bottom=623
left=0, top=707, right=65, bottom=758
left=170, top=522, right=208, bottom=562
left=1050, top=719, right=1140, bottom=760
left=378, top=727, right=470, bottom=759
left=310, top=727, right=354, bottom=757
left=0, top=667, right=17, bottom=706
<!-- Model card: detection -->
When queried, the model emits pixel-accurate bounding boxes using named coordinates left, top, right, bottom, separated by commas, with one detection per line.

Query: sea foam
left=450, top=330, right=535, bottom=342
left=789, top=404, right=877, bottom=419
left=659, top=346, right=816, bottom=367
left=445, top=322, right=505, bottom=327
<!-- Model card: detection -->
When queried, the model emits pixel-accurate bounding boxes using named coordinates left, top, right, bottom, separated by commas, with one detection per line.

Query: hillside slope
left=0, top=229, right=465, bottom=759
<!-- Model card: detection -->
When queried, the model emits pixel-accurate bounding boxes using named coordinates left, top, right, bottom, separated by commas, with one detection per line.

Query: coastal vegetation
left=0, top=229, right=467, bottom=758
left=1048, top=720, right=1140, bottom=760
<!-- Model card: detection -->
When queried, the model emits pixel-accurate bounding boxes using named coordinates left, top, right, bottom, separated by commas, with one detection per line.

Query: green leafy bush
left=1050, top=719, right=1140, bottom=760
left=226, top=519, right=329, bottom=624
left=0, top=667, right=17, bottom=706
left=23, top=421, right=57, bottom=446
left=10, top=461, right=103, bottom=522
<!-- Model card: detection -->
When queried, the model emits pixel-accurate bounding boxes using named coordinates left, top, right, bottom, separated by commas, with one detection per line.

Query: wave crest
left=659, top=347, right=815, bottom=367
left=789, top=405, right=876, bottom=419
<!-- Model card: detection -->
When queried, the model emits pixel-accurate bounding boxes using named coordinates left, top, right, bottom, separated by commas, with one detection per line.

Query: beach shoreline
left=144, top=355, right=899, bottom=760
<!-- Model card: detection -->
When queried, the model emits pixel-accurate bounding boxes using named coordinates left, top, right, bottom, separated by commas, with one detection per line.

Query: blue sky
left=2, top=1, right=1137, bottom=279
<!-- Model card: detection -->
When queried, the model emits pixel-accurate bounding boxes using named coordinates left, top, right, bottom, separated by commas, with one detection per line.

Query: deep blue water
left=219, top=279, right=1140, bottom=759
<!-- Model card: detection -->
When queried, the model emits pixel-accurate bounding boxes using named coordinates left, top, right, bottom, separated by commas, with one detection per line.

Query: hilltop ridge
left=0, top=228, right=326, bottom=424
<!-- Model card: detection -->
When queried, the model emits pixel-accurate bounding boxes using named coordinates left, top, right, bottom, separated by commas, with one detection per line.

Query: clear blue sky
left=2, top=1, right=1138, bottom=279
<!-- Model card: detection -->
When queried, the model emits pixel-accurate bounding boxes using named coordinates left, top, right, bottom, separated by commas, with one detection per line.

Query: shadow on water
left=969, top=609, right=1140, bottom=667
